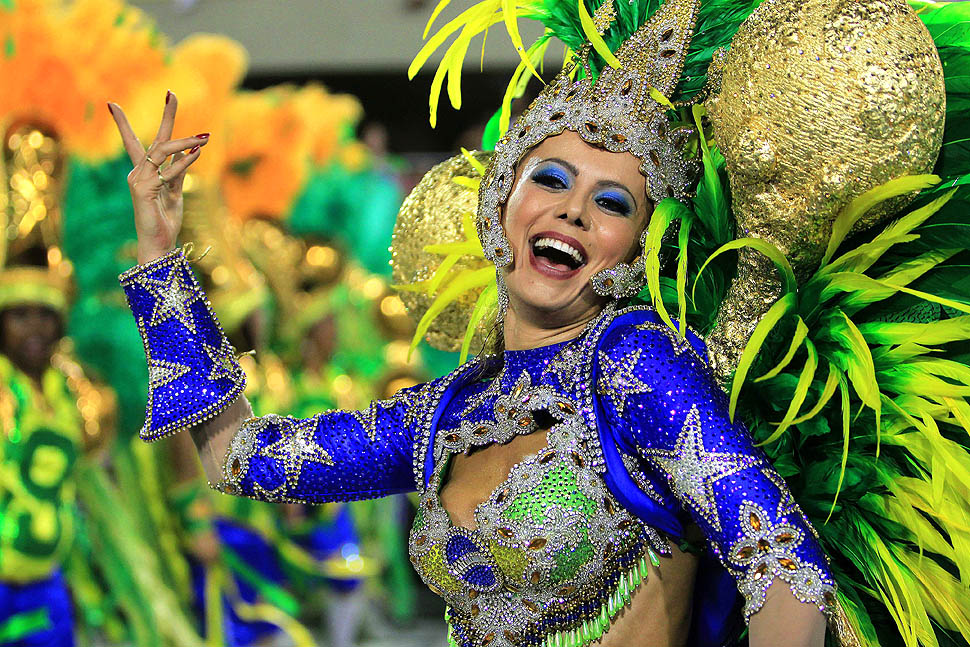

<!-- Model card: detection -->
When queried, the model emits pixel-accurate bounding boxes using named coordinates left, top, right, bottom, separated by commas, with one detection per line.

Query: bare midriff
left=439, top=431, right=698, bottom=647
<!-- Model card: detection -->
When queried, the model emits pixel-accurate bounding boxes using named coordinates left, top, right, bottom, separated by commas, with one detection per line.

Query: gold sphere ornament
left=391, top=151, right=494, bottom=353
left=704, top=0, right=945, bottom=378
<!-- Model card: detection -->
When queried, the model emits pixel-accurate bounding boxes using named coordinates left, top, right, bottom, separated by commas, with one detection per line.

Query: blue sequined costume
left=122, top=248, right=836, bottom=647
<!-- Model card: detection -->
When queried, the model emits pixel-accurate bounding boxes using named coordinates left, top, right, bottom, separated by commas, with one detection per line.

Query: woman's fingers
left=159, top=145, right=203, bottom=185
left=153, top=90, right=178, bottom=147
left=146, top=135, right=210, bottom=164
left=107, top=102, right=145, bottom=166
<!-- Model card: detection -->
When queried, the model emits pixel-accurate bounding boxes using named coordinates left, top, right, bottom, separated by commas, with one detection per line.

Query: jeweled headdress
left=395, top=0, right=744, bottom=358
left=477, top=0, right=702, bottom=269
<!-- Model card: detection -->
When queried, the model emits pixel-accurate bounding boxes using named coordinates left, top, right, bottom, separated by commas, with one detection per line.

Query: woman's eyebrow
left=541, top=157, right=580, bottom=176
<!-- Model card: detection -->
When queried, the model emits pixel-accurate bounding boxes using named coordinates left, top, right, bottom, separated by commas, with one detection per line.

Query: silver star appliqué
left=203, top=339, right=238, bottom=382
left=138, top=266, right=201, bottom=332
left=639, top=405, right=760, bottom=532
left=148, top=358, right=191, bottom=390
left=542, top=343, right=586, bottom=385
left=596, top=348, right=653, bottom=416
left=260, top=417, right=334, bottom=487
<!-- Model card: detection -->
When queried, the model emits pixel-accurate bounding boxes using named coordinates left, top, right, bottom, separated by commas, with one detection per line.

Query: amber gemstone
left=604, top=497, right=616, bottom=515
left=749, top=512, right=762, bottom=532
left=661, top=27, right=674, bottom=41
left=757, top=539, right=770, bottom=552
left=528, top=537, right=548, bottom=550
left=612, top=134, right=627, bottom=144
left=231, top=458, right=242, bottom=477
left=518, top=416, right=532, bottom=427
left=824, top=592, right=836, bottom=606
left=504, top=630, right=520, bottom=644
left=496, top=489, right=508, bottom=504
left=498, top=527, right=514, bottom=539
left=585, top=121, right=599, bottom=133
left=445, top=433, right=460, bottom=443
left=776, top=532, right=794, bottom=543
left=661, top=48, right=676, bottom=59
left=469, top=589, right=479, bottom=599
left=736, top=546, right=755, bottom=560
left=556, top=401, right=576, bottom=415
left=523, top=599, right=540, bottom=613
left=483, top=632, right=495, bottom=645
left=604, top=278, right=614, bottom=288
left=531, top=570, right=541, bottom=584
left=550, top=112, right=565, bottom=122
left=649, top=149, right=662, bottom=168
left=618, top=519, right=632, bottom=530
left=621, top=79, right=633, bottom=94
left=415, top=535, right=427, bottom=546
left=778, top=558, right=798, bottom=571
left=471, top=604, right=481, bottom=617
left=570, top=451, right=585, bottom=467
left=557, top=585, right=577, bottom=596
left=497, top=404, right=507, bottom=414
left=474, top=426, right=488, bottom=436
left=495, top=248, right=505, bottom=257
left=539, top=451, right=556, bottom=464
left=753, top=564, right=768, bottom=579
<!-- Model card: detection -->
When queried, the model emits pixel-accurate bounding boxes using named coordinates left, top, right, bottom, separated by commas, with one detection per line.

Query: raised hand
left=108, top=91, right=210, bottom=265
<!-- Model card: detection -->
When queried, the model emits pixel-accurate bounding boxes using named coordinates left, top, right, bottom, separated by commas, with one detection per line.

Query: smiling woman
left=111, top=0, right=970, bottom=646
left=502, top=131, right=651, bottom=345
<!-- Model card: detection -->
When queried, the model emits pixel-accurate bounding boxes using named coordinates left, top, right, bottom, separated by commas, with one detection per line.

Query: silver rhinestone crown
left=476, top=0, right=702, bottom=268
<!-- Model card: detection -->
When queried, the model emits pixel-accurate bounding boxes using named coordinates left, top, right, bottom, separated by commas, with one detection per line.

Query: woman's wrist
left=136, top=243, right=176, bottom=266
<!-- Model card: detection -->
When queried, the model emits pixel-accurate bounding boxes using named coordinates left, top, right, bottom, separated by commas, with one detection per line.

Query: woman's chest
left=409, top=355, right=670, bottom=647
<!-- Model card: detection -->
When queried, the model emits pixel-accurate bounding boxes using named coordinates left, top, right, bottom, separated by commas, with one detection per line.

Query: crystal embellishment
left=639, top=405, right=759, bottom=532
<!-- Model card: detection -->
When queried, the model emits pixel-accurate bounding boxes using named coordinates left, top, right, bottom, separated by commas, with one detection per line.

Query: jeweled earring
left=590, top=230, right=648, bottom=299
left=496, top=269, right=510, bottom=322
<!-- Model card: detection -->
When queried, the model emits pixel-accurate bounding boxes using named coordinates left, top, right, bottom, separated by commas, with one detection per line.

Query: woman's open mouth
left=529, top=233, right=587, bottom=278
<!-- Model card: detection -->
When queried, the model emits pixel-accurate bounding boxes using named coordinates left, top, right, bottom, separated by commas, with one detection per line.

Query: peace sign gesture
left=108, top=91, right=211, bottom=265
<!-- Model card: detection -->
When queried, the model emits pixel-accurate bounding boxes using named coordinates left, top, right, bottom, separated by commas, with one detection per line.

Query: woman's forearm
left=748, top=580, right=827, bottom=647
left=189, top=394, right=253, bottom=484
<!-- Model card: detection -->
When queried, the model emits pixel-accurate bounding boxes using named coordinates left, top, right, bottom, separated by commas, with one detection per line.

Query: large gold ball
left=707, top=0, right=945, bottom=274
left=390, top=151, right=494, bottom=353
left=703, top=0, right=945, bottom=380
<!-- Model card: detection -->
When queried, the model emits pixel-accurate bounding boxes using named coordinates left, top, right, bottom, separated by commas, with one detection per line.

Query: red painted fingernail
left=195, top=133, right=210, bottom=139
left=106, top=103, right=114, bottom=116
left=189, top=145, right=200, bottom=153
left=165, top=90, right=172, bottom=104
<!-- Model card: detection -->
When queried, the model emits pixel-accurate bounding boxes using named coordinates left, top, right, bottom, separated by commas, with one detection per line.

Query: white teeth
left=533, top=237, right=585, bottom=265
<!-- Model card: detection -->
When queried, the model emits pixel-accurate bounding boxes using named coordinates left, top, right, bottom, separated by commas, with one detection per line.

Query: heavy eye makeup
left=594, top=190, right=633, bottom=216
left=530, top=162, right=571, bottom=190
left=530, top=160, right=634, bottom=216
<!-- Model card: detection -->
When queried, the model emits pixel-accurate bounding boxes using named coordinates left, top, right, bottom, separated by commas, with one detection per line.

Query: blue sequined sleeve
left=596, top=319, right=838, bottom=622
left=215, top=384, right=431, bottom=503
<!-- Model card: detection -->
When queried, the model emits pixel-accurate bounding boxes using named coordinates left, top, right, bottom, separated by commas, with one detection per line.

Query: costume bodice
left=409, top=339, right=669, bottom=647
left=208, top=302, right=838, bottom=647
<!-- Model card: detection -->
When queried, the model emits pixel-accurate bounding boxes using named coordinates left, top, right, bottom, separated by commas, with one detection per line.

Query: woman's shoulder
left=595, top=304, right=710, bottom=368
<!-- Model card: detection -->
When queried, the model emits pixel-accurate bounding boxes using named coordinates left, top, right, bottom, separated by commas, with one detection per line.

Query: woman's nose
left=557, top=194, right=589, bottom=230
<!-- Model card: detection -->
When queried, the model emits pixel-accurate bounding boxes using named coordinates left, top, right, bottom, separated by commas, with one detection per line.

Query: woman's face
left=502, top=130, right=652, bottom=326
